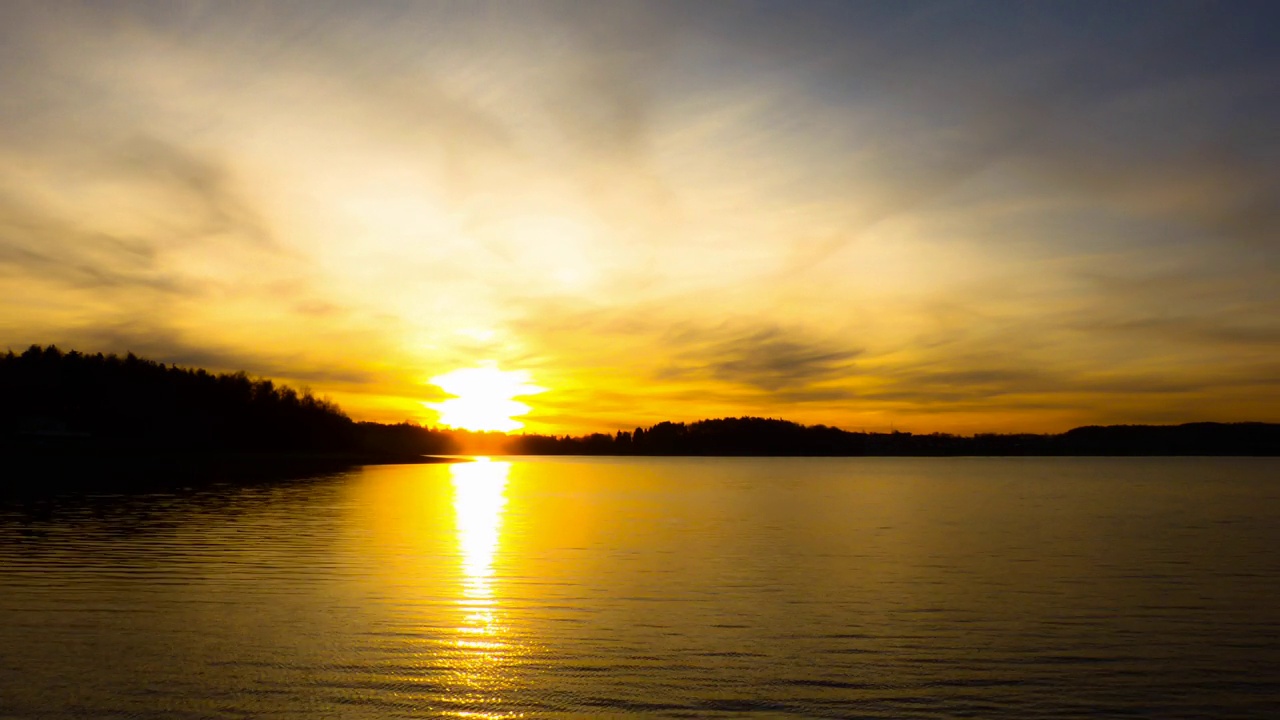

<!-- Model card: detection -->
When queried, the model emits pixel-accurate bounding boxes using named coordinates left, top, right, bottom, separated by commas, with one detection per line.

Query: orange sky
left=1, top=3, right=1276, bottom=434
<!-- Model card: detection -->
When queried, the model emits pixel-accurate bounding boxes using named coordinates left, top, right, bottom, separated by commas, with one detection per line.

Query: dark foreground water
left=1, top=457, right=1278, bottom=719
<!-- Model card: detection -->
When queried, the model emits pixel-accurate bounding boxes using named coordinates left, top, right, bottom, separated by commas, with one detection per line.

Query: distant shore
left=4, top=347, right=1277, bottom=493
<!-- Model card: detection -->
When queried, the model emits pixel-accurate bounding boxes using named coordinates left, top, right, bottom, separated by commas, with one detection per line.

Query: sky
left=1, top=1, right=1277, bottom=434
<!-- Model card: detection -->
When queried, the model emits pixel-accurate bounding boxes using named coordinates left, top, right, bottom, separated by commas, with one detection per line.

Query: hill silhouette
left=508, top=417, right=1279, bottom=457
left=3, top=346, right=1277, bottom=481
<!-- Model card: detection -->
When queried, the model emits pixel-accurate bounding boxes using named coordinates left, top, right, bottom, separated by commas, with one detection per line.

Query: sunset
left=1, top=3, right=1278, bottom=718
left=428, top=366, right=544, bottom=432
left=1, top=2, right=1275, bottom=436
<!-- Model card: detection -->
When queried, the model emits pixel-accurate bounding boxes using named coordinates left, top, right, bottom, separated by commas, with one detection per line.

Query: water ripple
left=1, top=457, right=1278, bottom=718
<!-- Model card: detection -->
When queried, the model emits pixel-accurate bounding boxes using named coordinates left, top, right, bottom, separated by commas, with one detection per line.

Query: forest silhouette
left=3, top=345, right=1276, bottom=483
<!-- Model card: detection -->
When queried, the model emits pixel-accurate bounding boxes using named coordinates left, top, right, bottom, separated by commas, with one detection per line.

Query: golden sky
left=1, top=2, right=1276, bottom=434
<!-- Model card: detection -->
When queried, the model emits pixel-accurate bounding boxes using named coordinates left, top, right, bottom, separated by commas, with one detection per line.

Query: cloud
left=0, top=130, right=286, bottom=295
left=858, top=368, right=1191, bottom=406
left=713, top=1, right=1280, bottom=274
left=0, top=194, right=195, bottom=295
left=508, top=300, right=864, bottom=396
left=41, top=321, right=375, bottom=387
left=1082, top=316, right=1280, bottom=349
left=659, top=323, right=861, bottom=393
left=0, top=1, right=1276, bottom=432
left=108, top=137, right=277, bottom=249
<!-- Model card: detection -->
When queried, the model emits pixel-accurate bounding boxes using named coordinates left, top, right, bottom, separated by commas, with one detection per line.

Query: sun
left=427, top=366, right=545, bottom=432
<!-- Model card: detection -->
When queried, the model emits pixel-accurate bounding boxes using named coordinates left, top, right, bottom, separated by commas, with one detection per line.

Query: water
left=1, top=457, right=1278, bottom=718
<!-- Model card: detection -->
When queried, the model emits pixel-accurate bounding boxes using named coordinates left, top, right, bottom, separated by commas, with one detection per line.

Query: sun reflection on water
left=447, top=458, right=521, bottom=719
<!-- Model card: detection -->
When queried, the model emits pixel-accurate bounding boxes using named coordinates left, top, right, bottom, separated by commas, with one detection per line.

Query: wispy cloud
left=658, top=323, right=861, bottom=393
left=0, top=1, right=1275, bottom=432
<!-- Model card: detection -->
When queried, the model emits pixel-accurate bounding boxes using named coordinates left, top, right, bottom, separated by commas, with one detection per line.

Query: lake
left=1, top=457, right=1278, bottom=718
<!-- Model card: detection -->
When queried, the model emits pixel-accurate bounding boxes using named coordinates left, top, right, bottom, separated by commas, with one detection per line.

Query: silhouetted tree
left=2, top=345, right=352, bottom=454
left=5, top=346, right=1275, bottom=463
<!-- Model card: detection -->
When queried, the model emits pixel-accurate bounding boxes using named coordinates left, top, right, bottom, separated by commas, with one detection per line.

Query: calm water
left=1, top=457, right=1278, bottom=718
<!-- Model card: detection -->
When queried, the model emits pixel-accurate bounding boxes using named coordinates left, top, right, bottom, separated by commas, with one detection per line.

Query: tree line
left=0, top=345, right=451, bottom=458
left=3, top=346, right=1276, bottom=459
left=508, top=417, right=1279, bottom=456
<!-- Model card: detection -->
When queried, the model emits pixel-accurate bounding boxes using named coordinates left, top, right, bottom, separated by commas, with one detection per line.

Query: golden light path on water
left=448, top=458, right=519, bottom=719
